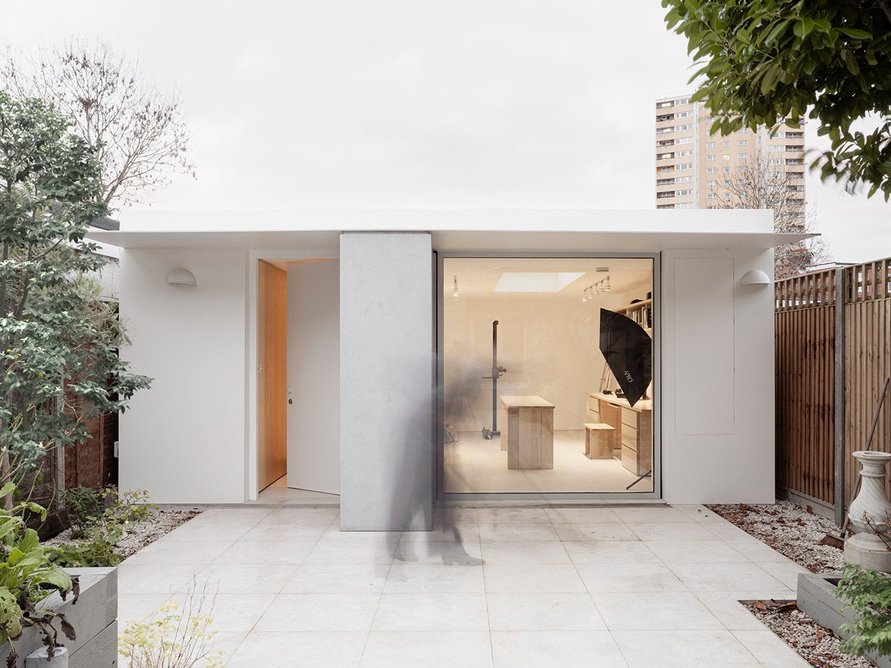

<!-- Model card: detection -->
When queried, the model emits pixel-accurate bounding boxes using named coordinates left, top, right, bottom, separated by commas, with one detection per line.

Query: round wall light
left=167, top=268, right=198, bottom=287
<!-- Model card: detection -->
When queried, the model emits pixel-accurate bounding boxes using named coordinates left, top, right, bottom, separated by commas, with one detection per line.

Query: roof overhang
left=87, top=209, right=815, bottom=252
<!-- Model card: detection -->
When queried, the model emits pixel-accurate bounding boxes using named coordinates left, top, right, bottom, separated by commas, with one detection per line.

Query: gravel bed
left=707, top=499, right=844, bottom=572
left=46, top=506, right=202, bottom=558
left=708, top=501, right=876, bottom=666
left=743, top=600, right=873, bottom=668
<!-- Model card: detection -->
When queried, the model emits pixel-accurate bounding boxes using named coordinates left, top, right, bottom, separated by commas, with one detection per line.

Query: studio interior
left=442, top=257, right=655, bottom=495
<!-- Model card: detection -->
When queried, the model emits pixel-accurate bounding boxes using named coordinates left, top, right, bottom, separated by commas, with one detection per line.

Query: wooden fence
left=775, top=260, right=891, bottom=523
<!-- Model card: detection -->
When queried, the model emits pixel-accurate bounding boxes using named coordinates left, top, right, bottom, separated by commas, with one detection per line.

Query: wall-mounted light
left=452, top=275, right=459, bottom=299
left=740, top=269, right=772, bottom=287
left=167, top=268, right=198, bottom=287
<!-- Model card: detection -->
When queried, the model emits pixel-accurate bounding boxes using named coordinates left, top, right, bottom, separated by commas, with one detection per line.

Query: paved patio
left=118, top=504, right=810, bottom=667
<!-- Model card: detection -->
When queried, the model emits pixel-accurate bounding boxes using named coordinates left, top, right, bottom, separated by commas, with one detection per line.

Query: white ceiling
left=444, top=257, right=652, bottom=298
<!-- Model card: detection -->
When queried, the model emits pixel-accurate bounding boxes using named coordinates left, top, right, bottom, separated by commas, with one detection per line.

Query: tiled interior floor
left=118, top=504, right=809, bottom=667
left=254, top=475, right=340, bottom=505
left=445, top=430, right=653, bottom=493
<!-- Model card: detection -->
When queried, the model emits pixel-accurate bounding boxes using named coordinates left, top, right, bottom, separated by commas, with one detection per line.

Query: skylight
left=494, top=272, right=586, bottom=292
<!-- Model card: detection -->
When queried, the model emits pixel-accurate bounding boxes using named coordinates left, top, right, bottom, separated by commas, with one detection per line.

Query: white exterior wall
left=118, top=248, right=248, bottom=504
left=660, top=247, right=775, bottom=504
left=340, top=233, right=433, bottom=530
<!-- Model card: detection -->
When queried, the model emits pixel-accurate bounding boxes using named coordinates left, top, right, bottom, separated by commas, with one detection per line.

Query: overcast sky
left=2, top=1, right=889, bottom=262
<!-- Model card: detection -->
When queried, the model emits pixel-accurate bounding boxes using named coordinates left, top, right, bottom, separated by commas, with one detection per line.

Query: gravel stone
left=709, top=501, right=875, bottom=667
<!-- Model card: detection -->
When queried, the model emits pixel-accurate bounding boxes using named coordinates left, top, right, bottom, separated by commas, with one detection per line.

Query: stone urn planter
left=845, top=450, right=891, bottom=573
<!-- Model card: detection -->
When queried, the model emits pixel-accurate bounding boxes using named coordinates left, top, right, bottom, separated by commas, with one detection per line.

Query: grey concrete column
left=340, top=233, right=433, bottom=531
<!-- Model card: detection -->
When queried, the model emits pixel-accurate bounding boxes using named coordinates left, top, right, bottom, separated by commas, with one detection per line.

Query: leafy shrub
left=0, top=483, right=77, bottom=667
left=53, top=487, right=153, bottom=568
left=61, top=487, right=103, bottom=538
left=837, top=564, right=891, bottom=659
left=120, top=598, right=223, bottom=668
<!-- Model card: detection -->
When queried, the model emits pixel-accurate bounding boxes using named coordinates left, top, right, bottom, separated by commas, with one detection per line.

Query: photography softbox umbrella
left=599, top=308, right=652, bottom=407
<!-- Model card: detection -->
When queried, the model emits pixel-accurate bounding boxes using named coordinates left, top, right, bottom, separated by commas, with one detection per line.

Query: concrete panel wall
left=661, top=247, right=775, bottom=504
left=340, top=233, right=433, bottom=530
left=119, top=248, right=248, bottom=503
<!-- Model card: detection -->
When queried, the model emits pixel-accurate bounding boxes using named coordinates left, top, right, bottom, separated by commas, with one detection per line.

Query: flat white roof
left=88, top=209, right=814, bottom=251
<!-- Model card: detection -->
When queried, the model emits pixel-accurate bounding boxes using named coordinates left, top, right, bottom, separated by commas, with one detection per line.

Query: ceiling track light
left=581, top=274, right=611, bottom=302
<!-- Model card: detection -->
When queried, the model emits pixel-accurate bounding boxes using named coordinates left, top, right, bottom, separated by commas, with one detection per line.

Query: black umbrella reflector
left=599, top=308, right=652, bottom=408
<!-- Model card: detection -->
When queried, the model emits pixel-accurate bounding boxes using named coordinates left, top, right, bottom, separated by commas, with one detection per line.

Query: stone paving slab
left=118, top=504, right=808, bottom=667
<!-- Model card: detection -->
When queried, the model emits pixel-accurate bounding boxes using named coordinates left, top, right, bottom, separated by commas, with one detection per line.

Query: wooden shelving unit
left=615, top=298, right=653, bottom=333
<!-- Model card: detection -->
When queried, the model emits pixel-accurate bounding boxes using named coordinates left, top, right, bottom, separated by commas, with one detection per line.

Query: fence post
left=834, top=267, right=846, bottom=527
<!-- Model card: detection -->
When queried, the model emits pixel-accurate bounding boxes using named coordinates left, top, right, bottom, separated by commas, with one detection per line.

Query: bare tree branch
left=1, top=40, right=195, bottom=209
left=707, top=152, right=829, bottom=278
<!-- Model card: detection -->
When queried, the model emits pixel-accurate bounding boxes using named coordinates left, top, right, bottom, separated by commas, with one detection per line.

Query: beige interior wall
left=443, top=283, right=650, bottom=432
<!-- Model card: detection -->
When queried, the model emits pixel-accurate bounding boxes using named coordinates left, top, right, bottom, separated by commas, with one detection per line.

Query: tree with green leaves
left=0, top=90, right=150, bottom=493
left=662, top=0, right=891, bottom=199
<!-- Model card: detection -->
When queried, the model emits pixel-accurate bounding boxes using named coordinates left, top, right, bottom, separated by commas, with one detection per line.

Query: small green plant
left=120, top=598, right=223, bottom=668
left=837, top=564, right=891, bottom=658
left=836, top=511, right=891, bottom=659
left=0, top=483, right=77, bottom=667
left=61, top=487, right=103, bottom=538
left=53, top=487, right=153, bottom=567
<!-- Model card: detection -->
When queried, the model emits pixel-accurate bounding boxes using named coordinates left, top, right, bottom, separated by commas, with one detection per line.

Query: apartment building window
left=676, top=176, right=693, bottom=183
left=676, top=111, right=692, bottom=118
left=770, top=158, right=782, bottom=165
left=656, top=178, right=673, bottom=186
left=676, top=189, right=693, bottom=196
left=656, top=114, right=674, bottom=122
left=723, top=166, right=732, bottom=173
left=675, top=97, right=689, bottom=104
left=677, top=150, right=692, bottom=157
left=737, top=139, right=748, bottom=146
left=657, top=101, right=674, bottom=109
left=722, top=141, right=730, bottom=148
left=657, top=204, right=675, bottom=209
left=706, top=155, right=716, bottom=161
left=785, top=145, right=799, bottom=151
left=657, top=152, right=675, bottom=160
left=705, top=141, right=716, bottom=148
left=723, top=154, right=731, bottom=160
left=657, top=191, right=675, bottom=199
left=724, top=193, right=731, bottom=201
left=737, top=153, right=748, bottom=160
left=707, top=180, right=717, bottom=187
left=707, top=193, right=717, bottom=200
left=676, top=137, right=692, bottom=145
left=656, top=127, right=675, bottom=135
left=675, top=124, right=691, bottom=131
left=677, top=162, right=693, bottom=170
left=768, top=145, right=785, bottom=152
left=706, top=167, right=717, bottom=174
left=676, top=202, right=696, bottom=209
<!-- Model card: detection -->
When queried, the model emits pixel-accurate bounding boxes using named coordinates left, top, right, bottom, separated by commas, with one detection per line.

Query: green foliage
left=53, top=487, right=153, bottom=567
left=837, top=564, right=891, bottom=658
left=120, top=600, right=223, bottom=668
left=0, top=90, right=151, bottom=481
left=0, top=483, right=76, bottom=667
left=662, top=0, right=891, bottom=200
left=60, top=487, right=102, bottom=537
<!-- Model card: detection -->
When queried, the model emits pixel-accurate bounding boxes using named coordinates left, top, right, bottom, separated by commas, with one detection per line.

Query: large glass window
left=442, top=257, right=655, bottom=494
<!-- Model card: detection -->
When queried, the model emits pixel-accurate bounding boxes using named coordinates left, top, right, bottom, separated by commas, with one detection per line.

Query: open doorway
left=441, top=256, right=657, bottom=496
left=257, top=258, right=340, bottom=502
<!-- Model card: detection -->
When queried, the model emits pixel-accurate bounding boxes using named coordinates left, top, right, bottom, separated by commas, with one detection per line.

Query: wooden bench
left=584, top=423, right=615, bottom=459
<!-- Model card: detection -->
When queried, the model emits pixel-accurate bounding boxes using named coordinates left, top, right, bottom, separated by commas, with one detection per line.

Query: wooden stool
left=584, top=423, right=615, bottom=459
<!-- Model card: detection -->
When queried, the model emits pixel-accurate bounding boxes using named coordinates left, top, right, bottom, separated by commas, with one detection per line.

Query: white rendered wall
left=118, top=248, right=248, bottom=503
left=287, top=261, right=340, bottom=494
left=661, top=247, right=775, bottom=504
left=340, top=233, right=433, bottom=531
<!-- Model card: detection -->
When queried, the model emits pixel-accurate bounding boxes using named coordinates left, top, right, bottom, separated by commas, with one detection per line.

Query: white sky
left=2, top=0, right=889, bottom=262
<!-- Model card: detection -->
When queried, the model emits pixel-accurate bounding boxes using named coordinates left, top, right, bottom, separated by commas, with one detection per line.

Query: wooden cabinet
left=588, top=393, right=653, bottom=475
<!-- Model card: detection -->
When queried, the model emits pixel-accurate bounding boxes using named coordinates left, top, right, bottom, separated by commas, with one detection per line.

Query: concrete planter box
left=0, top=568, right=117, bottom=668
left=797, top=572, right=891, bottom=668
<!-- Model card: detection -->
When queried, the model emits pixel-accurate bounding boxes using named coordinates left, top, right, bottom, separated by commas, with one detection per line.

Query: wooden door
left=258, top=261, right=288, bottom=490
